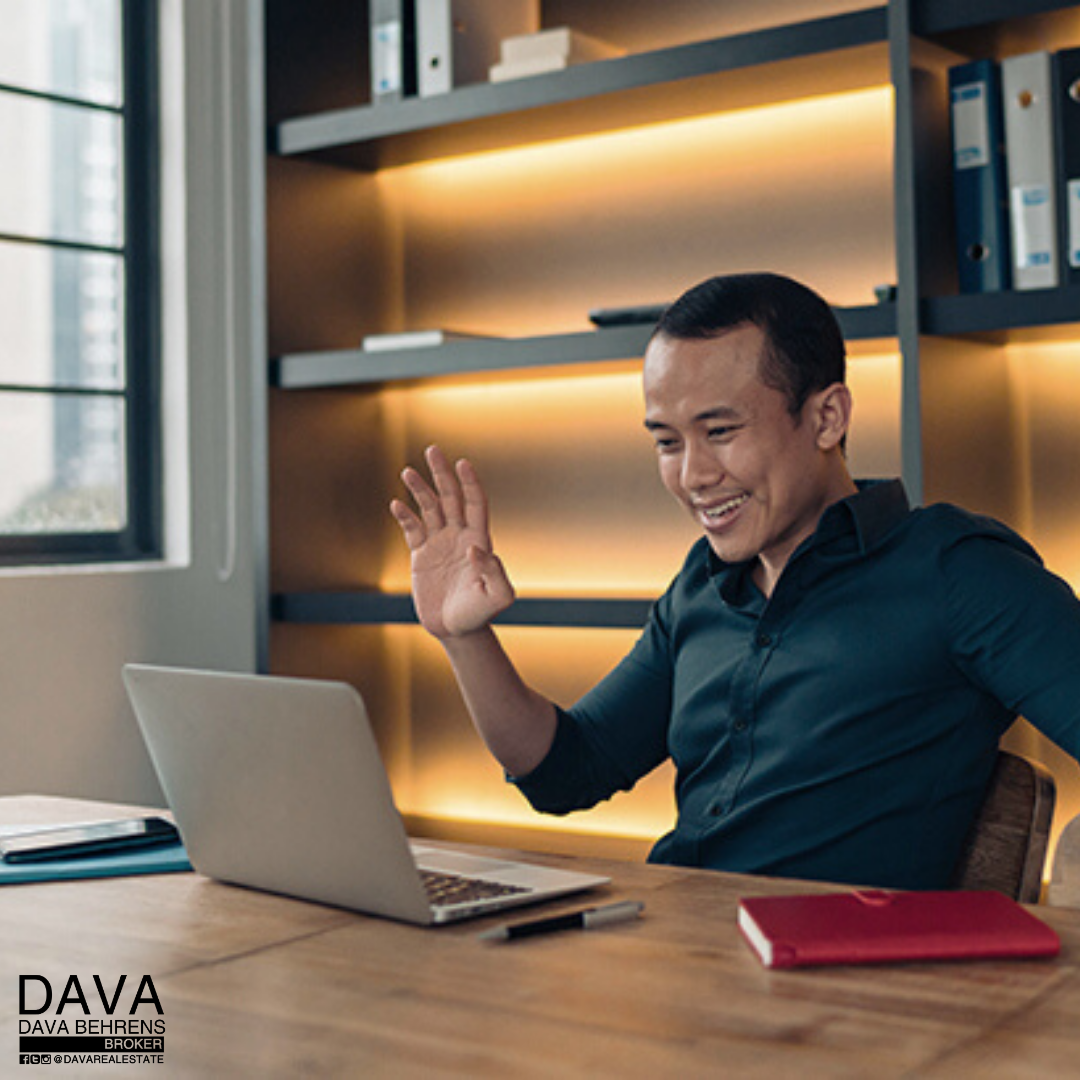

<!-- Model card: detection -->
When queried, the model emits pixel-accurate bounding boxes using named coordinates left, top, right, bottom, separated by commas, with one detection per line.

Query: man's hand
left=390, top=445, right=515, bottom=639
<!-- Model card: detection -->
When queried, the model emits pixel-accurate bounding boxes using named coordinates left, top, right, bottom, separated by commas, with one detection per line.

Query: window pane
left=0, top=0, right=122, bottom=106
left=0, top=241, right=124, bottom=390
left=0, top=391, right=126, bottom=533
left=0, top=91, right=123, bottom=247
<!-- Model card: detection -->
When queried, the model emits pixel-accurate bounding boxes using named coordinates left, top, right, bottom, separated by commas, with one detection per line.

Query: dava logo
left=19, top=975, right=163, bottom=1016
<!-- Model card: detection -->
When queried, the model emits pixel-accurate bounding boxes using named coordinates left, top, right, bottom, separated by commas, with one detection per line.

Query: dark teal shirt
left=513, top=481, right=1080, bottom=889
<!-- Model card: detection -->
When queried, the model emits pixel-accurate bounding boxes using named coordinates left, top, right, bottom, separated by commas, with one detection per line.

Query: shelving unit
left=265, top=0, right=1080, bottom=627
left=263, top=0, right=1080, bottom=843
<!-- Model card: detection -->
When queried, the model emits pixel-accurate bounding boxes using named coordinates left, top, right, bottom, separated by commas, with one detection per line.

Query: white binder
left=370, top=0, right=414, bottom=102
left=1002, top=51, right=1060, bottom=290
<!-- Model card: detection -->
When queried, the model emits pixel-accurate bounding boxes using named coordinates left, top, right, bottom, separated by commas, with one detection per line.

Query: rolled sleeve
left=510, top=600, right=675, bottom=815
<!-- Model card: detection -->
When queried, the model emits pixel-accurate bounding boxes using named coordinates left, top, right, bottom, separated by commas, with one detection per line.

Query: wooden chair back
left=950, top=750, right=1056, bottom=904
left=1047, top=813, right=1080, bottom=907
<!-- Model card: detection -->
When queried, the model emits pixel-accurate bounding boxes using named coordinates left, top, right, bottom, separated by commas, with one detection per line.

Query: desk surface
left=2, top=796, right=1079, bottom=1078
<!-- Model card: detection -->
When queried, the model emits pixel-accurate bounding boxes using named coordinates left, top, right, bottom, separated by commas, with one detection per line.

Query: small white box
left=499, top=26, right=622, bottom=67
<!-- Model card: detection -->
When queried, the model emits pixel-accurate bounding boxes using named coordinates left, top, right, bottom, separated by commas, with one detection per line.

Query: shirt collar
left=707, top=479, right=911, bottom=593
left=815, top=478, right=910, bottom=554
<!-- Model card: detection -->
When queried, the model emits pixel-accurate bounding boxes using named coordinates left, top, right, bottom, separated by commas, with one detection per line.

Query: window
left=0, top=0, right=159, bottom=563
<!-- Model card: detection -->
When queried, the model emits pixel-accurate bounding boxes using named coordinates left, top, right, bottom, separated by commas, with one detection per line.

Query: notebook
left=738, top=888, right=1061, bottom=969
left=122, top=664, right=609, bottom=926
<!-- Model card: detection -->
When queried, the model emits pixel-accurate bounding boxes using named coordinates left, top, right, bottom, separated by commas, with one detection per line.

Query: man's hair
left=652, top=272, right=846, bottom=417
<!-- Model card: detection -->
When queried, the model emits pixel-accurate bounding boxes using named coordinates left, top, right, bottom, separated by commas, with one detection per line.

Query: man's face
left=643, top=324, right=845, bottom=584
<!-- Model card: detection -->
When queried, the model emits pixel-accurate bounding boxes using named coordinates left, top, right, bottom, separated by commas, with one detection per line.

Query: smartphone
left=0, top=816, right=180, bottom=863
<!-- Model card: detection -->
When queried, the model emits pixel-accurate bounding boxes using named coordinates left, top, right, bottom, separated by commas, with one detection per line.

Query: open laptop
left=121, top=664, right=608, bottom=925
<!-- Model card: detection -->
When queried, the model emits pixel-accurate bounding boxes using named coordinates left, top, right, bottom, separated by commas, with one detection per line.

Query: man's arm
left=943, top=531, right=1080, bottom=757
left=389, top=445, right=557, bottom=777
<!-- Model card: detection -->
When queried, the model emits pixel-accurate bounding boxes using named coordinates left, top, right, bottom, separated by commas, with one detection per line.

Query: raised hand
left=389, top=445, right=515, bottom=639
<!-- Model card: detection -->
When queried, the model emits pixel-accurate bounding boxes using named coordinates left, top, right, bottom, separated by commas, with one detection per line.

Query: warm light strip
left=383, top=350, right=899, bottom=414
left=378, top=85, right=894, bottom=182
left=378, top=351, right=904, bottom=597
left=378, top=369, right=660, bottom=595
left=1005, top=339, right=1080, bottom=593
left=384, top=366, right=642, bottom=415
left=374, top=82, right=894, bottom=335
left=400, top=794, right=670, bottom=842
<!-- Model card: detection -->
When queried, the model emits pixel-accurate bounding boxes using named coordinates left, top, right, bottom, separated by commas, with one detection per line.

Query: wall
left=0, top=1, right=265, bottom=804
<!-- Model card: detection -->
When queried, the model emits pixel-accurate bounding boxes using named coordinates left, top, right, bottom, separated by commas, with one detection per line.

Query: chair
left=1046, top=813, right=1080, bottom=907
left=950, top=750, right=1056, bottom=903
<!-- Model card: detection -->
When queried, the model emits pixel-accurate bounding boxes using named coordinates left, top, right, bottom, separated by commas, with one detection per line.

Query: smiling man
left=643, top=320, right=856, bottom=598
left=391, top=272, right=1080, bottom=889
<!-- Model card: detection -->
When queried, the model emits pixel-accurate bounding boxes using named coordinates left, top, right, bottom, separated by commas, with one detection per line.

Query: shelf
left=921, top=286, right=1080, bottom=341
left=911, top=0, right=1077, bottom=36
left=272, top=592, right=653, bottom=630
left=272, top=8, right=890, bottom=170
left=272, top=324, right=652, bottom=390
left=271, top=305, right=895, bottom=390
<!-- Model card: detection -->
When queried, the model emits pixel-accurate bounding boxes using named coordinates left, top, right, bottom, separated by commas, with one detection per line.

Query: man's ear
left=811, top=383, right=853, bottom=451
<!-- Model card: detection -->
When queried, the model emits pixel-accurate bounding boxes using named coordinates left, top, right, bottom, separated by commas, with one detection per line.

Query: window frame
left=0, top=0, right=161, bottom=566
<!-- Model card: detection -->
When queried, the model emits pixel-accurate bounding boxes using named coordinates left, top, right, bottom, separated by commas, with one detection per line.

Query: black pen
left=478, top=900, right=644, bottom=943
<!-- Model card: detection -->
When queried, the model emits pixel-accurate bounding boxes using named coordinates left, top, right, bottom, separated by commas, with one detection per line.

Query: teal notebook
left=0, top=842, right=191, bottom=884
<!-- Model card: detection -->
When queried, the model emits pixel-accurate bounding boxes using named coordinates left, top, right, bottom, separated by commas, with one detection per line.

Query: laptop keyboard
left=421, top=869, right=530, bottom=908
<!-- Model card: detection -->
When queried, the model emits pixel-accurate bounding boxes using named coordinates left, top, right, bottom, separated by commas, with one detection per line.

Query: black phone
left=0, top=816, right=180, bottom=863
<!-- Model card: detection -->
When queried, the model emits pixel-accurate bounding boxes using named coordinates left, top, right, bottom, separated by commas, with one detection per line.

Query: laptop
left=121, top=664, right=609, bottom=925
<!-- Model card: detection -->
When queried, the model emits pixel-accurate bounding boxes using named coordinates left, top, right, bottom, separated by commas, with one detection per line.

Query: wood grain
left=2, top=797, right=1079, bottom=1077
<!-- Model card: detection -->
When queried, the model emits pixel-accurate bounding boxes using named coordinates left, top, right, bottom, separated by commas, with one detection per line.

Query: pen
left=478, top=900, right=644, bottom=943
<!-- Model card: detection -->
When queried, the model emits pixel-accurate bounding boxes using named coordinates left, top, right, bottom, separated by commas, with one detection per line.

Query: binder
left=1002, top=51, right=1060, bottom=290
left=370, top=0, right=417, bottom=102
left=738, top=889, right=1061, bottom=970
left=1052, top=46, right=1080, bottom=285
left=416, top=0, right=538, bottom=97
left=0, top=838, right=190, bottom=885
left=949, top=59, right=1011, bottom=292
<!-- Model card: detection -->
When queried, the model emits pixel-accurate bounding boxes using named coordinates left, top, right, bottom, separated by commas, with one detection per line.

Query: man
left=390, top=272, right=1080, bottom=889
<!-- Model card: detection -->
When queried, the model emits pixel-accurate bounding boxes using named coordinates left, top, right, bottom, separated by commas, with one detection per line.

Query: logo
left=17, top=975, right=166, bottom=1067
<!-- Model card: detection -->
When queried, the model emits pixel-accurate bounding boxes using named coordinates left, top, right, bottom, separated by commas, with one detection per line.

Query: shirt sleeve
left=941, top=528, right=1080, bottom=759
left=510, top=593, right=675, bottom=815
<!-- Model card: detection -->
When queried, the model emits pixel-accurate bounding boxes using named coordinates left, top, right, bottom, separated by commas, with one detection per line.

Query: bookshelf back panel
left=269, top=357, right=903, bottom=596
left=379, top=370, right=699, bottom=598
left=1007, top=341, right=1080, bottom=592
left=381, top=88, right=896, bottom=338
left=405, top=623, right=678, bottom=839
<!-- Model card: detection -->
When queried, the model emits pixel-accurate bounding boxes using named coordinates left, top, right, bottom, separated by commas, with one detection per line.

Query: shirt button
left=756, top=632, right=772, bottom=648
left=710, top=805, right=724, bottom=817
left=733, top=718, right=747, bottom=733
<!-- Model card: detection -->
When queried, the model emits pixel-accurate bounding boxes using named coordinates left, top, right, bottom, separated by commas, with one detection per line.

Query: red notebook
left=738, top=889, right=1061, bottom=969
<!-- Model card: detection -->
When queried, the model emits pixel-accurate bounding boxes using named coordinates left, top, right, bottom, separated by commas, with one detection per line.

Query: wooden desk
left=2, top=797, right=1079, bottom=1077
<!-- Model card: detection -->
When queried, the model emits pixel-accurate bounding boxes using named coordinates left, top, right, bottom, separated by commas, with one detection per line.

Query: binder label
left=1069, top=180, right=1080, bottom=269
left=1011, top=184, right=1055, bottom=269
left=372, top=20, right=404, bottom=96
left=952, top=82, right=990, bottom=169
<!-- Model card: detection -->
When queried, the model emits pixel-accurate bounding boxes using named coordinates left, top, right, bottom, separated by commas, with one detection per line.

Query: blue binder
left=1053, top=46, right=1080, bottom=286
left=949, top=59, right=1011, bottom=293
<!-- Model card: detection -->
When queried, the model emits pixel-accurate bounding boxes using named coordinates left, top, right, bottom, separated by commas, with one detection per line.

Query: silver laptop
left=122, top=664, right=608, bottom=925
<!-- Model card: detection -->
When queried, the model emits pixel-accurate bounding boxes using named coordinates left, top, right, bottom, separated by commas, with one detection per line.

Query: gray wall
left=0, top=0, right=266, bottom=804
